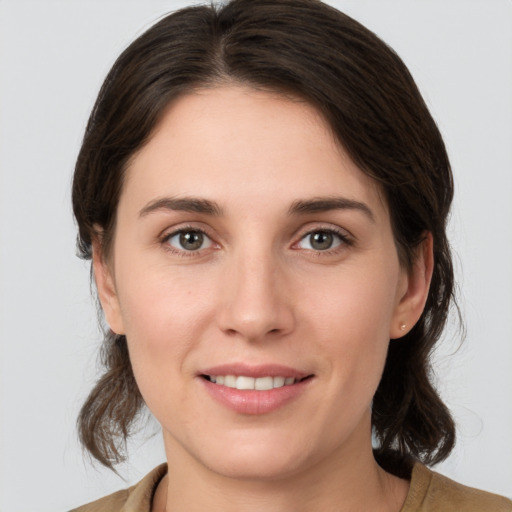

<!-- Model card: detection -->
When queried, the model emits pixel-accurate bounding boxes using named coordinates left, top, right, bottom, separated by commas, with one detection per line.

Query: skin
left=93, top=85, right=433, bottom=512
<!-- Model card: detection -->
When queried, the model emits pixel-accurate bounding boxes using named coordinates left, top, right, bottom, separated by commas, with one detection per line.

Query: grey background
left=1, top=1, right=511, bottom=510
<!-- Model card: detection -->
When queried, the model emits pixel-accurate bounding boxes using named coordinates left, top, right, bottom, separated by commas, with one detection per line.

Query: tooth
left=273, top=376, right=285, bottom=388
left=255, top=376, right=274, bottom=390
left=213, top=375, right=297, bottom=389
left=224, top=375, right=236, bottom=388
left=236, top=376, right=255, bottom=390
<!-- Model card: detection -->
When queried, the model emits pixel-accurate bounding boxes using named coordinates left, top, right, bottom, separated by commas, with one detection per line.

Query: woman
left=69, top=0, right=511, bottom=510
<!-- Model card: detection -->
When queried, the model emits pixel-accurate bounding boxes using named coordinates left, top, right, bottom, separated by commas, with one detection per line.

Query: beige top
left=70, top=462, right=512, bottom=512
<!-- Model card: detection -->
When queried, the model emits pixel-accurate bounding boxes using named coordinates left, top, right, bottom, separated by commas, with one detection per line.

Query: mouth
left=198, top=364, right=314, bottom=413
left=200, top=374, right=312, bottom=390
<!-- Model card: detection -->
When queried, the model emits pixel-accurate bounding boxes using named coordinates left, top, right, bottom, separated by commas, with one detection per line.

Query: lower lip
left=200, top=377, right=312, bottom=415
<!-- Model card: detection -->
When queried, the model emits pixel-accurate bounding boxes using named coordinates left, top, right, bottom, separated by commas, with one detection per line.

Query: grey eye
left=167, top=230, right=212, bottom=251
left=298, top=230, right=342, bottom=251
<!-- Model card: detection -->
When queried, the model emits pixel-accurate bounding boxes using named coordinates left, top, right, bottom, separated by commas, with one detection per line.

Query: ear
left=92, top=235, right=125, bottom=335
left=389, top=232, right=434, bottom=339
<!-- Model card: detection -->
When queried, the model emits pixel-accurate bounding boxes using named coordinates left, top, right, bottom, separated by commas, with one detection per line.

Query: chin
left=207, top=452, right=307, bottom=481
left=191, top=430, right=319, bottom=482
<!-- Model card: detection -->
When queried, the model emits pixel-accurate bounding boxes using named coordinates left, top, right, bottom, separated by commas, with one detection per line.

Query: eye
left=165, top=229, right=213, bottom=252
left=296, top=229, right=346, bottom=251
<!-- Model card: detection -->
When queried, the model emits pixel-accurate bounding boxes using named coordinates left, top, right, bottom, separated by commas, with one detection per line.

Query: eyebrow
left=288, top=197, right=375, bottom=222
left=139, top=197, right=223, bottom=217
left=138, top=195, right=374, bottom=222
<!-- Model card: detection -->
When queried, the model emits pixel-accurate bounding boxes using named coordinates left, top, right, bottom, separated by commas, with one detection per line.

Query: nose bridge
left=218, top=243, right=294, bottom=340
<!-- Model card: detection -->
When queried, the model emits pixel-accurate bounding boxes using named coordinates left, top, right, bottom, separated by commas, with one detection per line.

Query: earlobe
left=390, top=233, right=434, bottom=339
left=92, top=237, right=125, bottom=335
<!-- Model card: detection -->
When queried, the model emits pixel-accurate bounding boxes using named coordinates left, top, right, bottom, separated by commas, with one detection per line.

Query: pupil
left=180, top=231, right=203, bottom=250
left=311, top=231, right=332, bottom=250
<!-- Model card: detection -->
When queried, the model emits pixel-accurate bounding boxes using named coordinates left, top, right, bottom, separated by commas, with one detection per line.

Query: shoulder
left=402, top=463, right=512, bottom=512
left=69, top=488, right=129, bottom=512
left=68, top=463, right=168, bottom=512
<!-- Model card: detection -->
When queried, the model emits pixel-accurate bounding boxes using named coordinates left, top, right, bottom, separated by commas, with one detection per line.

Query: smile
left=203, top=375, right=299, bottom=390
left=200, top=370, right=313, bottom=414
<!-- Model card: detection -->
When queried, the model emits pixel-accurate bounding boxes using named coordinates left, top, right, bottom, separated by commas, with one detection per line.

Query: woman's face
left=95, top=86, right=428, bottom=480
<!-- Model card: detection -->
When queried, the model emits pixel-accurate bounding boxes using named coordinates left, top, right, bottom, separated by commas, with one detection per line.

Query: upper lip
left=198, top=363, right=311, bottom=380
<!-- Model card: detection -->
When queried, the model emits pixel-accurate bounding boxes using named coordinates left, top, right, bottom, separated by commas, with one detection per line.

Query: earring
left=399, top=323, right=407, bottom=332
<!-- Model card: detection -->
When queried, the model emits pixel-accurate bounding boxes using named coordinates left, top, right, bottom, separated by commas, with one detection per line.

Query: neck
left=154, top=430, right=409, bottom=512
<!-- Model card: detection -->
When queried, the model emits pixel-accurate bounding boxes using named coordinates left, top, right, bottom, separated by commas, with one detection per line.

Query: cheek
left=302, top=262, right=400, bottom=342
left=300, top=264, right=400, bottom=390
left=114, top=261, right=218, bottom=393
left=117, top=254, right=215, bottom=331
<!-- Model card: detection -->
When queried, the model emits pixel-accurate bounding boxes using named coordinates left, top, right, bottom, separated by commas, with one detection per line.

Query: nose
left=216, top=252, right=295, bottom=342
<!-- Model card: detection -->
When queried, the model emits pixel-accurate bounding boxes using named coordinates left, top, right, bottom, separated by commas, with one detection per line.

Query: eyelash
left=159, top=225, right=353, bottom=258
left=294, top=227, right=353, bottom=255
left=160, top=225, right=215, bottom=258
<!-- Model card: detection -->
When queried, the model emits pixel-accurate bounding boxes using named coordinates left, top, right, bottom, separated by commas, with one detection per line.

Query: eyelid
left=294, top=223, right=352, bottom=242
left=292, top=224, right=354, bottom=251
left=167, top=230, right=213, bottom=250
left=159, top=221, right=215, bottom=240
left=157, top=222, right=353, bottom=256
left=159, top=223, right=220, bottom=256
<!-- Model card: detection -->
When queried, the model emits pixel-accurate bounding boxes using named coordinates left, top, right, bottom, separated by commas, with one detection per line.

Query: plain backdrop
left=1, top=1, right=511, bottom=510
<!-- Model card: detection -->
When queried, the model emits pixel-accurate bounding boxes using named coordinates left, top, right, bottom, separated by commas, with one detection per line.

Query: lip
left=198, top=363, right=314, bottom=415
left=198, top=363, right=310, bottom=380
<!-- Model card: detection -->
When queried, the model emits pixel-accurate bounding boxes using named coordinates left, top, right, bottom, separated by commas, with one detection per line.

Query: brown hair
left=73, top=0, right=456, bottom=475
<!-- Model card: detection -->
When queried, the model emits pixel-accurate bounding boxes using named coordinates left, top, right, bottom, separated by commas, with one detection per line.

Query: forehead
left=122, top=85, right=387, bottom=218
